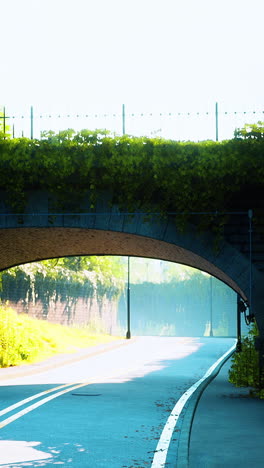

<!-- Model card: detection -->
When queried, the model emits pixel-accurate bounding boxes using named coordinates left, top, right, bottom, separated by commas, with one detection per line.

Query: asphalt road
left=0, top=336, right=235, bottom=468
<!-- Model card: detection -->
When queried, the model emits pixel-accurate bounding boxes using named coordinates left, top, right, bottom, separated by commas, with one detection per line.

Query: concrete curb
left=176, top=347, right=236, bottom=468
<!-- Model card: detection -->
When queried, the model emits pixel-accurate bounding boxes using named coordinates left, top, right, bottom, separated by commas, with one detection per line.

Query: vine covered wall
left=0, top=130, right=263, bottom=219
left=0, top=257, right=125, bottom=334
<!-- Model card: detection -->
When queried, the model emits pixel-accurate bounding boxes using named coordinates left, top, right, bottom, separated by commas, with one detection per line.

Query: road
left=0, top=336, right=235, bottom=467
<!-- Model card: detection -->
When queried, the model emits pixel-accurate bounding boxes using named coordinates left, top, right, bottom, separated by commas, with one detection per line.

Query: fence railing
left=0, top=103, right=263, bottom=142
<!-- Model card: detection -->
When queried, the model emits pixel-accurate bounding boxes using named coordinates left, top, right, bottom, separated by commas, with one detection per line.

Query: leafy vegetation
left=0, top=304, right=119, bottom=367
left=0, top=255, right=125, bottom=302
left=228, top=323, right=264, bottom=398
left=0, top=256, right=126, bottom=333
left=0, top=128, right=263, bottom=218
left=0, top=109, right=11, bottom=138
left=234, top=121, right=264, bottom=140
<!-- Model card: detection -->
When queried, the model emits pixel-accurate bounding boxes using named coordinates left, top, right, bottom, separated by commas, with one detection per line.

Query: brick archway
left=0, top=227, right=249, bottom=301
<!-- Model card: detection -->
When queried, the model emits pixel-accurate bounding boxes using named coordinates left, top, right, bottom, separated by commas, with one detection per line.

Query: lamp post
left=215, top=102, right=219, bottom=142
left=122, top=104, right=126, bottom=136
left=126, top=256, right=131, bottom=339
left=209, top=276, right=213, bottom=336
left=236, top=294, right=242, bottom=352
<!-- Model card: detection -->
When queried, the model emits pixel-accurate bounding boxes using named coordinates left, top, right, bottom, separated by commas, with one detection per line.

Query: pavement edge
left=176, top=346, right=236, bottom=468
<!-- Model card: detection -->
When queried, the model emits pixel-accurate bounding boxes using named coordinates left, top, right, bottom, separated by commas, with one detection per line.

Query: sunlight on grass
left=0, top=304, right=120, bottom=368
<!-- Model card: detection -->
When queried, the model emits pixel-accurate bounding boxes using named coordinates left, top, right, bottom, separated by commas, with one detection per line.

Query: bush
left=0, top=305, right=44, bottom=366
left=0, top=304, right=118, bottom=368
left=228, top=323, right=264, bottom=397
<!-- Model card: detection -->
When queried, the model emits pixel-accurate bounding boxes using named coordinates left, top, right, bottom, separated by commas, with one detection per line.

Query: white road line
left=0, top=381, right=91, bottom=429
left=0, top=383, right=74, bottom=417
left=151, top=343, right=236, bottom=468
left=0, top=340, right=137, bottom=421
left=0, top=363, right=144, bottom=429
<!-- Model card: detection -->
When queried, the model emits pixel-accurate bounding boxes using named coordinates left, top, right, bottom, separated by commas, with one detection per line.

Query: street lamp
left=209, top=276, right=213, bottom=337
left=126, top=256, right=131, bottom=339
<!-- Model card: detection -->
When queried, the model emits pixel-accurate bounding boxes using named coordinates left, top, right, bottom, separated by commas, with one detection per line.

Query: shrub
left=0, top=305, right=44, bottom=366
left=228, top=323, right=264, bottom=397
left=0, top=303, right=117, bottom=368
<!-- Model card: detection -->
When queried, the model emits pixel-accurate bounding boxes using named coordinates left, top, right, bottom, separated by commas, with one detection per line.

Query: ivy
left=0, top=130, right=264, bottom=221
left=0, top=256, right=126, bottom=324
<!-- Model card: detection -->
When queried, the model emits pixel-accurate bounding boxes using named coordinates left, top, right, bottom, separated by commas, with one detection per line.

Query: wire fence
left=0, top=103, right=263, bottom=142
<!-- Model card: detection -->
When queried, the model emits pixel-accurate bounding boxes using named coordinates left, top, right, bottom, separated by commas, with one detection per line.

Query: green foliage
left=0, top=304, right=48, bottom=366
left=0, top=304, right=118, bottom=368
left=0, top=129, right=264, bottom=221
left=0, top=110, right=11, bottom=139
left=234, top=121, right=264, bottom=140
left=228, top=323, right=264, bottom=397
left=0, top=256, right=126, bottom=316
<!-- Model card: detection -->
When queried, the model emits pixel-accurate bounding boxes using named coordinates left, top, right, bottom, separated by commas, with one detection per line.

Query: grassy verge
left=0, top=304, right=121, bottom=368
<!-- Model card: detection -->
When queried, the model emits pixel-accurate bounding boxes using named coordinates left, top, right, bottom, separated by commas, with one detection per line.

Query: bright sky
left=1, top=0, right=264, bottom=139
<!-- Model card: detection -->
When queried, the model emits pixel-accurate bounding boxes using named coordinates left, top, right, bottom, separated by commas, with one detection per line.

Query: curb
left=176, top=346, right=236, bottom=468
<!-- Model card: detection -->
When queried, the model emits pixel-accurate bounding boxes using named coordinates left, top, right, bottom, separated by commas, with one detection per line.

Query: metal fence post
left=1, top=106, right=7, bottom=139
left=30, top=106, right=34, bottom=139
left=215, top=102, right=219, bottom=141
left=126, top=255, right=131, bottom=339
left=122, top=104, right=126, bottom=135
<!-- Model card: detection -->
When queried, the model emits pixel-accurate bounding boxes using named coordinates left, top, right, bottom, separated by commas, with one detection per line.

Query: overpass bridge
left=0, top=131, right=263, bottom=345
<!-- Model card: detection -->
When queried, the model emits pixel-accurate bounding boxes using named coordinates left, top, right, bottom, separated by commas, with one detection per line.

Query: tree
left=234, top=121, right=264, bottom=140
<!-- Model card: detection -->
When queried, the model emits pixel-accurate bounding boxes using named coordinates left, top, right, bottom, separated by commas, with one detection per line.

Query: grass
left=0, top=304, right=121, bottom=368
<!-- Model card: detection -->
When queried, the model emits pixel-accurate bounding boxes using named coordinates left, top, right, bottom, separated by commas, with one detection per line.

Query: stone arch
left=0, top=226, right=254, bottom=302
left=0, top=184, right=263, bottom=334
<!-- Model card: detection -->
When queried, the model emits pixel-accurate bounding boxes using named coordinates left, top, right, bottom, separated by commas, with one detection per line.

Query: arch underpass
left=0, top=189, right=263, bottom=338
left=0, top=134, right=263, bottom=336
left=0, top=226, right=248, bottom=302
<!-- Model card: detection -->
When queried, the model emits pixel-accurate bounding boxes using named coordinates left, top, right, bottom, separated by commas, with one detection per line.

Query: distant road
left=0, top=336, right=235, bottom=467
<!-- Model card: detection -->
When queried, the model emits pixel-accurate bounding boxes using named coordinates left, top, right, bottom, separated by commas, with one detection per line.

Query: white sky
left=1, top=0, right=264, bottom=139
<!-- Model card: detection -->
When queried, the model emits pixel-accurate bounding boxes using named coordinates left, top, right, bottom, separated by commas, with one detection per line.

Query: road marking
left=151, top=343, right=236, bottom=468
left=0, top=381, right=91, bottom=429
left=0, top=383, right=74, bottom=417
left=0, top=362, right=145, bottom=429
left=0, top=339, right=139, bottom=427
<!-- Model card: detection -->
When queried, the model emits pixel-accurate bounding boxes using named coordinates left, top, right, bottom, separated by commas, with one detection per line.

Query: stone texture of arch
left=0, top=227, right=248, bottom=300
left=0, top=190, right=263, bottom=335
